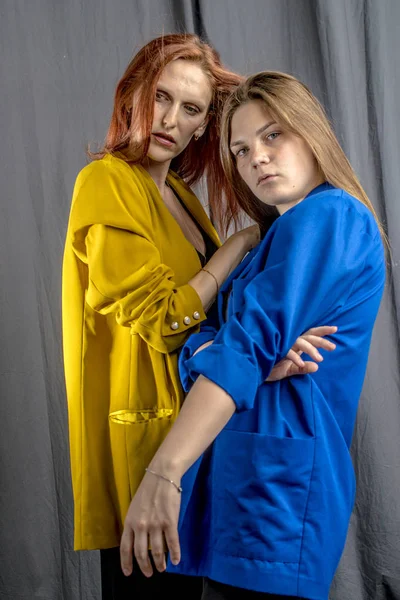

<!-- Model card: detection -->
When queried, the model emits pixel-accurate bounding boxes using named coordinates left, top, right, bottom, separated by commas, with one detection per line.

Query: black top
left=197, top=229, right=219, bottom=266
left=171, top=185, right=219, bottom=265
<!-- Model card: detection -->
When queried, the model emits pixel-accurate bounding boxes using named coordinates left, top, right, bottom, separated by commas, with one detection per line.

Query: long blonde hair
left=220, top=71, right=387, bottom=246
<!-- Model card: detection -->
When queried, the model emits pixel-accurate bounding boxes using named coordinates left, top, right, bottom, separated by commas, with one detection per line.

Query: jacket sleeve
left=68, top=160, right=207, bottom=354
left=178, top=324, right=217, bottom=392
left=178, top=297, right=221, bottom=391
left=183, top=192, right=384, bottom=410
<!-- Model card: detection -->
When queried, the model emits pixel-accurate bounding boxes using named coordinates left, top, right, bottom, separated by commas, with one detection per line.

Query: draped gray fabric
left=1, top=1, right=399, bottom=598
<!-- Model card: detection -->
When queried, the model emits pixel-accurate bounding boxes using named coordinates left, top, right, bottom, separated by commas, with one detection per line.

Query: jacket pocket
left=211, top=429, right=315, bottom=563
left=108, top=411, right=176, bottom=508
left=108, top=336, right=178, bottom=506
left=109, top=407, right=173, bottom=424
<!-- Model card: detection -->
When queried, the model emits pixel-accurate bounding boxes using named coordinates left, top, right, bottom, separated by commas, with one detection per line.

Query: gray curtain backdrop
left=1, top=1, right=399, bottom=598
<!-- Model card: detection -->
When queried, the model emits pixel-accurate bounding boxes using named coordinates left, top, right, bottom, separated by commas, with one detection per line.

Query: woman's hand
left=193, top=326, right=337, bottom=380
left=237, top=223, right=260, bottom=250
left=267, top=326, right=337, bottom=382
left=120, top=468, right=182, bottom=578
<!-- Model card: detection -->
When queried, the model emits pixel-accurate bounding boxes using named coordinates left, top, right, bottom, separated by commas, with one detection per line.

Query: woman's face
left=147, top=59, right=212, bottom=165
left=230, top=99, right=323, bottom=215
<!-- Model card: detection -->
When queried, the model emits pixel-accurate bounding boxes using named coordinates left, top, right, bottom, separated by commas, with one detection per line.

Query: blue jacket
left=168, top=184, right=385, bottom=599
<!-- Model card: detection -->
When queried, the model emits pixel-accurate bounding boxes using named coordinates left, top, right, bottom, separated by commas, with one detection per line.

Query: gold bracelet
left=202, top=267, right=219, bottom=294
left=145, top=468, right=183, bottom=493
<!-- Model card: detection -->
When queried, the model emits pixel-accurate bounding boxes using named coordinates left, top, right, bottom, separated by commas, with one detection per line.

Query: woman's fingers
left=134, top=526, right=153, bottom=578
left=302, top=326, right=337, bottom=347
left=120, top=526, right=134, bottom=576
left=304, top=326, right=337, bottom=336
left=266, top=358, right=320, bottom=382
left=269, top=326, right=337, bottom=383
left=289, top=361, right=319, bottom=376
left=164, top=525, right=181, bottom=566
left=292, top=337, right=324, bottom=362
left=288, top=326, right=337, bottom=364
left=290, top=330, right=337, bottom=362
left=121, top=519, right=179, bottom=578
left=286, top=348, right=305, bottom=368
left=301, top=334, right=336, bottom=351
left=149, top=529, right=167, bottom=573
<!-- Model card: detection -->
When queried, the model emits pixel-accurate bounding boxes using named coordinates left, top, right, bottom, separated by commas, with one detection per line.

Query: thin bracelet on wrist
left=145, top=467, right=183, bottom=493
left=202, top=267, right=219, bottom=294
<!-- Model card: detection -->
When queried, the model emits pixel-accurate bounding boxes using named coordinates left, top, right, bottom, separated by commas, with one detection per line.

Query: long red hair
left=91, top=34, right=243, bottom=233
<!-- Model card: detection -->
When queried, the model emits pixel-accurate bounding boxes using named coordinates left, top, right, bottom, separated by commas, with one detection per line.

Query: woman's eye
left=185, top=105, right=199, bottom=115
left=266, top=132, right=280, bottom=141
left=155, top=92, right=166, bottom=101
left=236, top=148, right=247, bottom=158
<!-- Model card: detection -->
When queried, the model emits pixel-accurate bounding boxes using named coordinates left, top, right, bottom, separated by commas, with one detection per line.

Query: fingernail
left=122, top=569, right=130, bottom=576
left=316, top=353, right=323, bottom=360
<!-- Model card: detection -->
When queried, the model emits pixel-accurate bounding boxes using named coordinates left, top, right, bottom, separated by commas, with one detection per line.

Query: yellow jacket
left=62, top=154, right=220, bottom=550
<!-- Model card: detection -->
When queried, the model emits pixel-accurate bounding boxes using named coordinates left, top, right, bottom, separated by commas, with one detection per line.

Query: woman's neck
left=142, top=157, right=171, bottom=196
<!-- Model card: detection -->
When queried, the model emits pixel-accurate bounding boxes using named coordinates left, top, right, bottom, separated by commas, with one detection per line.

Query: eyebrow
left=230, top=120, right=277, bottom=148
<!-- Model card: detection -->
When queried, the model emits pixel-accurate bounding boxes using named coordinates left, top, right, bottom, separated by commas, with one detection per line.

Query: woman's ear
left=194, top=114, right=210, bottom=140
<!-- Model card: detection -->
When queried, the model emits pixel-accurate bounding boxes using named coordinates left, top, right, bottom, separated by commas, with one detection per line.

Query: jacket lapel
left=217, top=245, right=260, bottom=323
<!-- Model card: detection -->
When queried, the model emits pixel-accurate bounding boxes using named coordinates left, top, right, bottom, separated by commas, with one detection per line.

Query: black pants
left=202, top=578, right=308, bottom=600
left=100, top=547, right=203, bottom=599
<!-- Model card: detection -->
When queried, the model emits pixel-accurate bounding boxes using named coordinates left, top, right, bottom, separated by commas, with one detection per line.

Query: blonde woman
left=121, top=72, right=386, bottom=600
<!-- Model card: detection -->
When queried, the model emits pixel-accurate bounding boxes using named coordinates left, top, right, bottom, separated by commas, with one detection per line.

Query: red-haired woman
left=62, top=36, right=336, bottom=599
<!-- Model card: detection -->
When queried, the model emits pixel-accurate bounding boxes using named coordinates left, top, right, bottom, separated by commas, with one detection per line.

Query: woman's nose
left=162, top=105, right=179, bottom=129
left=250, top=144, right=270, bottom=168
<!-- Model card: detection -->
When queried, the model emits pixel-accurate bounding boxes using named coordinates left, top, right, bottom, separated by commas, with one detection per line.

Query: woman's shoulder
left=72, top=156, right=161, bottom=217
left=318, top=187, right=380, bottom=239
left=284, top=185, right=380, bottom=239
left=69, top=156, right=155, bottom=226
left=75, top=155, right=145, bottom=189
left=314, top=186, right=371, bottom=214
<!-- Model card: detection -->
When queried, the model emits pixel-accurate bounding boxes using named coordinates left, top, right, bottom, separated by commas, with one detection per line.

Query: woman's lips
left=152, top=133, right=176, bottom=147
left=257, top=174, right=278, bottom=186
